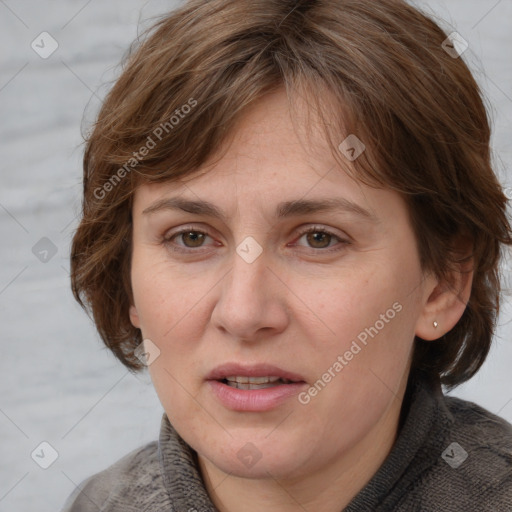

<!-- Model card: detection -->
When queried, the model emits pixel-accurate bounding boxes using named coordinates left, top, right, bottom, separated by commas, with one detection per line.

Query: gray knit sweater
left=61, top=371, right=512, bottom=511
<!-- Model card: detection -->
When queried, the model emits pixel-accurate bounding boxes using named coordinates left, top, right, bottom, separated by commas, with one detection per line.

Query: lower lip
left=208, top=380, right=307, bottom=412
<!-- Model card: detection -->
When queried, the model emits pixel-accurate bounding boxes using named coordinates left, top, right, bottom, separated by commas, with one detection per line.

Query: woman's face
left=129, top=89, right=435, bottom=481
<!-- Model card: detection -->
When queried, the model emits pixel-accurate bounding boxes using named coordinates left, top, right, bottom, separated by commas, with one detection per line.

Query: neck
left=197, top=377, right=409, bottom=512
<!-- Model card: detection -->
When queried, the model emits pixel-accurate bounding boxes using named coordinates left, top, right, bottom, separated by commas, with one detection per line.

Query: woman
left=63, top=0, right=512, bottom=510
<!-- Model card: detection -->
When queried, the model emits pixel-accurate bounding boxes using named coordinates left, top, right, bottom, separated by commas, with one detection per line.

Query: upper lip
left=206, top=363, right=306, bottom=383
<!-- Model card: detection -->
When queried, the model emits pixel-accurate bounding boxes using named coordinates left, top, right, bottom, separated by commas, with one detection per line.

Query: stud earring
left=433, top=321, right=438, bottom=328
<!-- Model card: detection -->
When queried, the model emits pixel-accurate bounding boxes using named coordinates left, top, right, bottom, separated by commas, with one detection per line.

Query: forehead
left=133, top=89, right=338, bottom=193
left=131, top=88, right=406, bottom=226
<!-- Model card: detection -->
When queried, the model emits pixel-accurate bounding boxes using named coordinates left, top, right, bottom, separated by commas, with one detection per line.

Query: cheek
left=297, top=280, right=416, bottom=450
left=130, top=252, right=204, bottom=340
left=305, top=259, right=421, bottom=385
left=148, top=358, right=211, bottom=437
left=305, top=266, right=399, bottom=343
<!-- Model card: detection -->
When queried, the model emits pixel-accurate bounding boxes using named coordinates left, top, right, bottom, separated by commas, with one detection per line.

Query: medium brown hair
left=70, top=0, right=512, bottom=389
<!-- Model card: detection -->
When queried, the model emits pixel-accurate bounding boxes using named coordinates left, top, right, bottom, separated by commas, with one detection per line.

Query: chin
left=211, top=451, right=304, bottom=480
left=198, top=434, right=315, bottom=481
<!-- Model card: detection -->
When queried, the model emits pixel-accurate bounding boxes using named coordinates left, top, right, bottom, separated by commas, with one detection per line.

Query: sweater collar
left=157, top=370, right=451, bottom=511
left=158, top=414, right=217, bottom=511
left=344, top=370, right=452, bottom=510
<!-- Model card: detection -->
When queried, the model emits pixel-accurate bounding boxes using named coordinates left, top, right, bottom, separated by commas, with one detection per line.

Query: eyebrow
left=142, top=196, right=378, bottom=222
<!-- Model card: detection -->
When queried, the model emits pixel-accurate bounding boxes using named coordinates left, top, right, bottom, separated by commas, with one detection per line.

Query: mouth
left=207, top=363, right=307, bottom=387
left=206, top=363, right=307, bottom=411
left=220, top=375, right=300, bottom=390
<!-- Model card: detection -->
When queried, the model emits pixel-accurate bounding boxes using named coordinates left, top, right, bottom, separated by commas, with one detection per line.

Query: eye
left=292, top=226, right=349, bottom=253
left=163, top=227, right=216, bottom=253
left=162, top=225, right=350, bottom=255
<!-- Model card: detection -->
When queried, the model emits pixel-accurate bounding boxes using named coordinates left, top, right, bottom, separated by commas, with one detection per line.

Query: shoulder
left=60, top=440, right=172, bottom=512
left=443, top=395, right=512, bottom=483
left=445, top=394, right=512, bottom=451
left=402, top=394, right=512, bottom=511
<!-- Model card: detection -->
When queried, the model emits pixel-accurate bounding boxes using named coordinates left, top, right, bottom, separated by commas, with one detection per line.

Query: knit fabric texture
left=60, top=370, right=512, bottom=511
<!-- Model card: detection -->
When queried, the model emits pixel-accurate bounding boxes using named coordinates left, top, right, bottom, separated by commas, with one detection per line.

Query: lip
left=206, top=363, right=308, bottom=412
left=206, top=363, right=307, bottom=382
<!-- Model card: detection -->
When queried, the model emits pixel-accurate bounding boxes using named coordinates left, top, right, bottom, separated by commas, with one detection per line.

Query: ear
left=415, top=239, right=474, bottom=341
left=129, top=304, right=141, bottom=328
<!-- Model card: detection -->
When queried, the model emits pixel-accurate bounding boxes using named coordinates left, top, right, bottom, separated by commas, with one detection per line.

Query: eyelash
left=162, top=225, right=350, bottom=255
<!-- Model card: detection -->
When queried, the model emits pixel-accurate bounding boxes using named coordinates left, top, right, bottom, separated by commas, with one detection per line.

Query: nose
left=210, top=243, right=289, bottom=342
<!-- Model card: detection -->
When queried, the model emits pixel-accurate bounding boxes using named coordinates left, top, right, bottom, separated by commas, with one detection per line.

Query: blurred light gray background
left=0, top=1, right=511, bottom=510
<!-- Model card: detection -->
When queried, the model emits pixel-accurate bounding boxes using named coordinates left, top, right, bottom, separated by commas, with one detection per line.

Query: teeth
left=224, top=376, right=293, bottom=390
left=226, top=376, right=282, bottom=384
